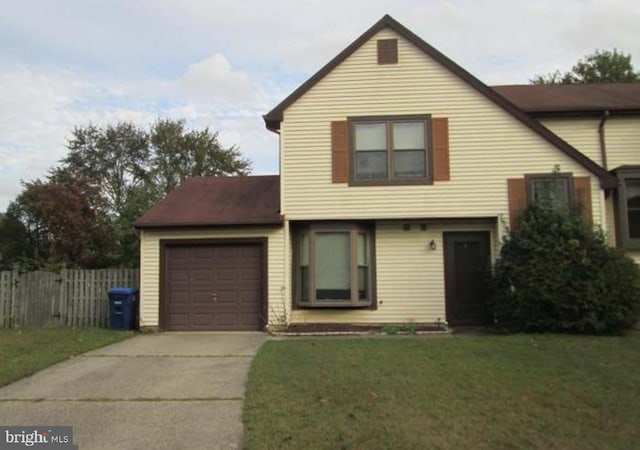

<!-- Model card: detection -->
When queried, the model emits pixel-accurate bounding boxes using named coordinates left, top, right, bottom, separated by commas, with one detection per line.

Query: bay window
left=294, top=223, right=374, bottom=308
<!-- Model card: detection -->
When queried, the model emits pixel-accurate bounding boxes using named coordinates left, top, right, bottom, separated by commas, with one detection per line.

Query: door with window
left=444, top=231, right=491, bottom=326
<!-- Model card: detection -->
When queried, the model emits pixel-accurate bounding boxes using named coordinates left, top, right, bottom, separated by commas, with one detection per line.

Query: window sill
left=296, top=300, right=373, bottom=309
left=349, top=178, right=433, bottom=187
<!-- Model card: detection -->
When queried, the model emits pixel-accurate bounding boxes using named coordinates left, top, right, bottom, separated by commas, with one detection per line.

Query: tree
left=0, top=201, right=49, bottom=271
left=2, top=172, right=115, bottom=269
left=0, top=118, right=252, bottom=269
left=531, top=49, right=640, bottom=84
left=489, top=205, right=640, bottom=334
left=63, top=122, right=150, bottom=218
left=150, top=119, right=251, bottom=194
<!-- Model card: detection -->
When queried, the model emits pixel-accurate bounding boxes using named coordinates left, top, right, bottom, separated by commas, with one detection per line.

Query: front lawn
left=243, top=335, right=640, bottom=450
left=0, top=327, right=133, bottom=387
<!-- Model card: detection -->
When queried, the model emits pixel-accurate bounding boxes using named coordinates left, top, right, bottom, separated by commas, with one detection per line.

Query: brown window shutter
left=507, top=178, right=526, bottom=230
left=331, top=121, right=348, bottom=183
left=574, top=176, right=592, bottom=225
left=377, top=39, right=398, bottom=64
left=432, top=118, right=450, bottom=181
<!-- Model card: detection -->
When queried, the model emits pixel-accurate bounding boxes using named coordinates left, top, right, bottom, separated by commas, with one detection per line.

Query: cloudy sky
left=0, top=0, right=638, bottom=209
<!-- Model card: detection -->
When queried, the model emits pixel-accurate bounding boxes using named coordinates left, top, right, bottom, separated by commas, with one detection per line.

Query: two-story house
left=134, top=15, right=638, bottom=332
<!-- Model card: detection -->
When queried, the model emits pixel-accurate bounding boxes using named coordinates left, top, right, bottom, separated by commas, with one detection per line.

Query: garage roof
left=134, top=175, right=282, bottom=228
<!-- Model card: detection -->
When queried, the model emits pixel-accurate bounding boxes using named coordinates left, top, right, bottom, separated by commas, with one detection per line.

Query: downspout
left=598, top=110, right=610, bottom=170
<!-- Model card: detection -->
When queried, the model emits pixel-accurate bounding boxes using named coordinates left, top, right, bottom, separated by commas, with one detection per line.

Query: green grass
left=0, top=328, right=134, bottom=387
left=243, top=335, right=640, bottom=450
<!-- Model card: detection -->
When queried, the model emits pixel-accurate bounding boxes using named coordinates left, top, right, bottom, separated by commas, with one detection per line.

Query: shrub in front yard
left=489, top=205, right=640, bottom=334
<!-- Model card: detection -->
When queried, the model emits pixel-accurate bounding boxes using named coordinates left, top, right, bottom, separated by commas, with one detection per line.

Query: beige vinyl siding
left=605, top=117, right=640, bottom=168
left=540, top=118, right=602, bottom=164
left=541, top=116, right=640, bottom=169
left=139, top=227, right=285, bottom=328
left=289, top=220, right=496, bottom=324
left=281, top=27, right=603, bottom=228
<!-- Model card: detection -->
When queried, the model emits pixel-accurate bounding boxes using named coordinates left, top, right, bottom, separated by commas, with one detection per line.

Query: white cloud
left=0, top=53, right=280, bottom=209
left=0, top=0, right=639, bottom=210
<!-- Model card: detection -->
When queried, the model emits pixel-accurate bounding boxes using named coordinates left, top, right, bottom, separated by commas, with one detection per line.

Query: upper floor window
left=616, top=169, right=640, bottom=250
left=526, top=174, right=574, bottom=211
left=349, top=115, right=432, bottom=185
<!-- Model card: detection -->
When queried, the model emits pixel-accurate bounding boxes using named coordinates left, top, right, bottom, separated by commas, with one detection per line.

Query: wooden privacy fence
left=0, top=269, right=139, bottom=328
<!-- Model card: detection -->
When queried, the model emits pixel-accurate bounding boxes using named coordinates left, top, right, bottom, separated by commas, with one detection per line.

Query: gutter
left=598, top=110, right=610, bottom=170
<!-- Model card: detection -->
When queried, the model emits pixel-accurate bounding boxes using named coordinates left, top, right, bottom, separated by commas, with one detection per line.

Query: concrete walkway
left=0, top=333, right=267, bottom=449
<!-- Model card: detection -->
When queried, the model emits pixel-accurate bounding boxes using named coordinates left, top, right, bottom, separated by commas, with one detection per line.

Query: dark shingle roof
left=134, top=175, right=281, bottom=228
left=492, top=83, right=640, bottom=114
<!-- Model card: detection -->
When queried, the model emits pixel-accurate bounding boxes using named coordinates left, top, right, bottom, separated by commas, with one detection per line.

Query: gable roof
left=493, top=83, right=640, bottom=116
left=134, top=175, right=282, bottom=228
left=263, top=14, right=617, bottom=189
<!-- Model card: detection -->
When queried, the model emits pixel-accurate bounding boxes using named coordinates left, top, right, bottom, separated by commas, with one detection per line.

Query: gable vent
left=377, top=39, right=398, bottom=64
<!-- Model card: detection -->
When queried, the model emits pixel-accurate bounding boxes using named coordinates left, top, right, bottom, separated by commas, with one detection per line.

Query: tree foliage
left=0, top=171, right=114, bottom=270
left=0, top=118, right=252, bottom=270
left=531, top=49, right=640, bottom=84
left=150, top=119, right=251, bottom=194
left=489, top=205, right=640, bottom=334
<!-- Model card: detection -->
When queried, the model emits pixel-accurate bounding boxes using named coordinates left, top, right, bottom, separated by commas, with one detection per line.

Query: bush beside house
left=490, top=205, right=640, bottom=334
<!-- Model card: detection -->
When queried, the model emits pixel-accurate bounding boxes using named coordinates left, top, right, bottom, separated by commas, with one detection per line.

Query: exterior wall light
left=429, top=240, right=437, bottom=251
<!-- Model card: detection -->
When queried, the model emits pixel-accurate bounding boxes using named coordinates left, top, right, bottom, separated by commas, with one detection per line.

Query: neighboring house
left=134, top=15, right=638, bottom=332
left=493, top=83, right=640, bottom=257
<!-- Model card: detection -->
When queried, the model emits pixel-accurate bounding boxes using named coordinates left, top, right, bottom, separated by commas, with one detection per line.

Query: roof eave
left=528, top=108, right=640, bottom=119
left=134, top=215, right=284, bottom=229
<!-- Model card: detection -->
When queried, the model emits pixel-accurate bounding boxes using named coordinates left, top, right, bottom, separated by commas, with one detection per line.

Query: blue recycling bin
left=108, top=287, right=139, bottom=330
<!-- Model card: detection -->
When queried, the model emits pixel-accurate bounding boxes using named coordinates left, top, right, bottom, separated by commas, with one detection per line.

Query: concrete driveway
left=0, top=333, right=267, bottom=449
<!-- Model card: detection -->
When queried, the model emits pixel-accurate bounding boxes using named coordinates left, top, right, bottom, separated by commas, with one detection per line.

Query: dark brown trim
left=507, top=178, right=526, bottom=230
left=263, top=14, right=617, bottom=189
left=527, top=109, right=640, bottom=119
left=598, top=111, right=610, bottom=170
left=331, top=121, right=349, bottom=183
left=432, top=117, right=450, bottom=181
left=614, top=168, right=640, bottom=250
left=135, top=216, right=284, bottom=229
left=347, top=114, right=433, bottom=185
left=524, top=172, right=576, bottom=210
left=158, top=237, right=268, bottom=331
left=293, top=217, right=497, bottom=226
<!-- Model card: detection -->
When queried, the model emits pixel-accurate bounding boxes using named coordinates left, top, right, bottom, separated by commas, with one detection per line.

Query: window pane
left=394, top=150, right=426, bottom=178
left=530, top=178, right=570, bottom=210
left=300, top=267, right=309, bottom=301
left=393, top=122, right=425, bottom=149
left=355, top=151, right=388, bottom=179
left=358, top=266, right=368, bottom=300
left=298, top=231, right=309, bottom=265
left=357, top=233, right=367, bottom=266
left=357, top=233, right=369, bottom=300
left=315, top=232, right=351, bottom=300
left=354, top=123, right=386, bottom=150
left=626, top=180, right=640, bottom=239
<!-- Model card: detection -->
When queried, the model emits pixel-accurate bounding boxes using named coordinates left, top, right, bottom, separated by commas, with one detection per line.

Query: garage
left=161, top=239, right=266, bottom=331
left=134, top=175, right=282, bottom=330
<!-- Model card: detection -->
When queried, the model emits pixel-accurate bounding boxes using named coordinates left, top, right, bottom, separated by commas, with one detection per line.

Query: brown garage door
left=162, top=241, right=265, bottom=331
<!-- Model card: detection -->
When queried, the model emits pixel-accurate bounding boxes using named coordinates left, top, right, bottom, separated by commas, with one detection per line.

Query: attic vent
left=377, top=39, right=398, bottom=64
